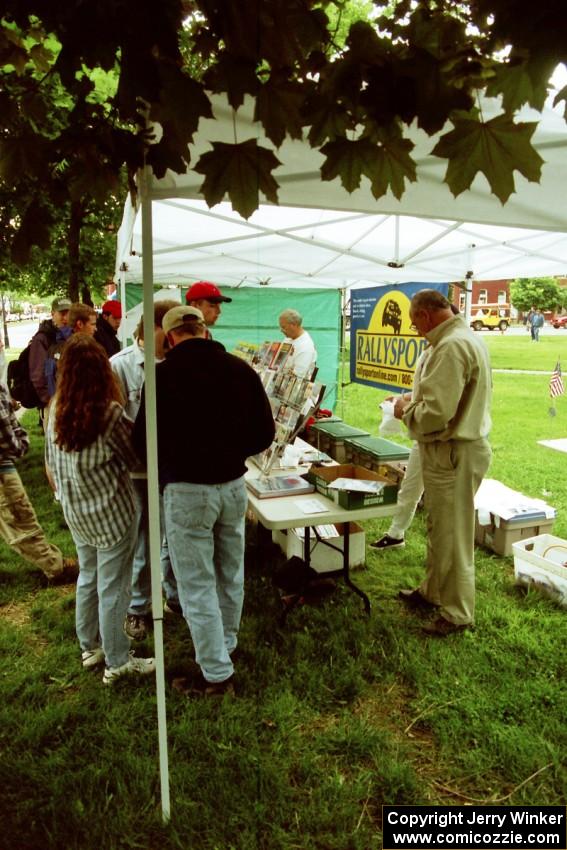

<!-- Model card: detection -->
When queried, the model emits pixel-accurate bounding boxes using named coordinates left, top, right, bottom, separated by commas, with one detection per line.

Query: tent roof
left=117, top=93, right=567, bottom=287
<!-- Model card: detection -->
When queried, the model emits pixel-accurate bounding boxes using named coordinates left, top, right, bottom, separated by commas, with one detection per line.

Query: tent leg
left=140, top=165, right=171, bottom=822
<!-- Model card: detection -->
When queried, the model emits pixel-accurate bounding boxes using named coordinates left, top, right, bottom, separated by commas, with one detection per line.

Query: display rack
left=233, top=339, right=325, bottom=476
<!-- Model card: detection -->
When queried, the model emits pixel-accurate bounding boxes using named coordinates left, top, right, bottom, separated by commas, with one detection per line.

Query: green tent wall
left=125, top=283, right=342, bottom=409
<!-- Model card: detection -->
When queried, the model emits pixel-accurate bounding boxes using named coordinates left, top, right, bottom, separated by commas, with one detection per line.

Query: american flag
left=550, top=361, right=564, bottom=399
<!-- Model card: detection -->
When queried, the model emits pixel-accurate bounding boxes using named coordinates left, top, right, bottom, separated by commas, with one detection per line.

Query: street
left=4, top=317, right=567, bottom=353
left=4, top=319, right=44, bottom=351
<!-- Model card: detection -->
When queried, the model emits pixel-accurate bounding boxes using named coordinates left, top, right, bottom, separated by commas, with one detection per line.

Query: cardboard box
left=512, top=533, right=567, bottom=608
left=272, top=522, right=366, bottom=573
left=475, top=512, right=555, bottom=557
left=307, top=463, right=398, bottom=509
left=377, top=461, right=408, bottom=485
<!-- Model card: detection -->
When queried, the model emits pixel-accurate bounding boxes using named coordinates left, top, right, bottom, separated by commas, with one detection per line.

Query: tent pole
left=118, top=265, right=127, bottom=348
left=339, top=288, right=348, bottom=419
left=140, top=164, right=171, bottom=822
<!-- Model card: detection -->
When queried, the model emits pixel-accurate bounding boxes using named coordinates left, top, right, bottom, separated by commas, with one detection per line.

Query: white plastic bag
left=379, top=399, right=403, bottom=435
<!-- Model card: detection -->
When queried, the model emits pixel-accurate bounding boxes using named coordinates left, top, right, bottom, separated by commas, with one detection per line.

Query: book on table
left=246, top=474, right=315, bottom=499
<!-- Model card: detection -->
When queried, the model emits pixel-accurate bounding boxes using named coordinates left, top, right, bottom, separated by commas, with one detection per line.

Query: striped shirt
left=46, top=401, right=138, bottom=548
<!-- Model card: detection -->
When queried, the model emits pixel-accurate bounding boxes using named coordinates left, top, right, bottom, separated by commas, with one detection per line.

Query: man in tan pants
left=0, top=384, right=77, bottom=584
left=394, top=290, right=492, bottom=636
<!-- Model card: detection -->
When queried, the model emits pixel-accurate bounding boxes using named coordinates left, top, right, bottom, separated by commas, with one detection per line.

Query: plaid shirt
left=46, top=401, right=138, bottom=548
left=0, top=382, right=29, bottom=468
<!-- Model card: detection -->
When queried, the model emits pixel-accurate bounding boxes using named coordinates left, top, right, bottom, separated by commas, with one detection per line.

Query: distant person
left=133, top=306, right=275, bottom=696
left=0, top=381, right=78, bottom=585
left=185, top=281, right=232, bottom=330
left=524, top=305, right=535, bottom=329
left=44, top=303, right=97, bottom=402
left=394, top=290, right=492, bottom=637
left=46, top=335, right=155, bottom=684
left=29, top=296, right=72, bottom=410
left=528, top=308, right=544, bottom=342
left=95, top=300, right=122, bottom=357
left=110, top=299, right=180, bottom=640
left=278, top=309, right=317, bottom=377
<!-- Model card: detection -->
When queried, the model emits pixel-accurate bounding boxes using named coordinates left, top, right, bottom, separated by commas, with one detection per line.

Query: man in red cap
left=185, top=281, right=232, bottom=330
left=95, top=300, right=122, bottom=357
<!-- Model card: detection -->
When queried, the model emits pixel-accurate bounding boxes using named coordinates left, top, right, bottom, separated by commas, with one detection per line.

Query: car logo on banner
left=350, top=283, right=449, bottom=393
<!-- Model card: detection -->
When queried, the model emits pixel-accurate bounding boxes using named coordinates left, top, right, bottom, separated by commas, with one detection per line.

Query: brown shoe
left=48, top=558, right=79, bottom=586
left=171, top=673, right=235, bottom=697
left=421, top=616, right=472, bottom=637
left=186, top=674, right=235, bottom=698
left=398, top=588, right=436, bottom=611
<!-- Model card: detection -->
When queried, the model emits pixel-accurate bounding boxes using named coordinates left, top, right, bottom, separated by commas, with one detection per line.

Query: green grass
left=479, top=331, right=567, bottom=370
left=1, top=351, right=567, bottom=849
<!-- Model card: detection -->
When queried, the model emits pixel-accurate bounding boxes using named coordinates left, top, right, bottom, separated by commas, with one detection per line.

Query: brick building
left=452, top=277, right=567, bottom=321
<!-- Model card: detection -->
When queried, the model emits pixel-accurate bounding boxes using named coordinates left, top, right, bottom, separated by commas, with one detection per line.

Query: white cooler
left=512, top=534, right=567, bottom=608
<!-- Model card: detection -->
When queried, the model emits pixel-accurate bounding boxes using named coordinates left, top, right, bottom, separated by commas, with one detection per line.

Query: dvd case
left=246, top=474, right=315, bottom=499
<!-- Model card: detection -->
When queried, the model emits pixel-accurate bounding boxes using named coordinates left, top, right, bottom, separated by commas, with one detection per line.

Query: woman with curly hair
left=45, top=334, right=155, bottom=685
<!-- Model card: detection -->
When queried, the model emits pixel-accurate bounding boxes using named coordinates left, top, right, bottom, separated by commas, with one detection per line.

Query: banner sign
left=350, top=283, right=450, bottom=392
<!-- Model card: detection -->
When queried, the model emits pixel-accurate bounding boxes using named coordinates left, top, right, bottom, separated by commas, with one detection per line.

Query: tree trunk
left=68, top=200, right=85, bottom=302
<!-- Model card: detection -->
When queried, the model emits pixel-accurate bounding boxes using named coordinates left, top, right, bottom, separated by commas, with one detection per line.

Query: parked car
left=470, top=308, right=509, bottom=332
left=552, top=316, right=567, bottom=329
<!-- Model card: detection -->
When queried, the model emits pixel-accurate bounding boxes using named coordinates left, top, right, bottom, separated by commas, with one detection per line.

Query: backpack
left=7, top=345, right=42, bottom=408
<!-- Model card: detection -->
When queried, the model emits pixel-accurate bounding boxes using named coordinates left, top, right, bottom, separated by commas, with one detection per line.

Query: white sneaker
left=82, top=648, right=105, bottom=669
left=102, top=652, right=156, bottom=685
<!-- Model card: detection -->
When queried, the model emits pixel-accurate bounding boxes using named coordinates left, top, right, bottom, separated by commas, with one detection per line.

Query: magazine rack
left=246, top=340, right=325, bottom=475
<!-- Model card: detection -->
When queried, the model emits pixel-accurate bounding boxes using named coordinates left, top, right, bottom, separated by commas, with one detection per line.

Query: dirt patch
left=0, top=597, right=36, bottom=627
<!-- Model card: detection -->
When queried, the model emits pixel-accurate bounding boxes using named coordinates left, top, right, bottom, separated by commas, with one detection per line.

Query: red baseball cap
left=185, top=281, right=232, bottom=304
left=102, top=300, right=122, bottom=318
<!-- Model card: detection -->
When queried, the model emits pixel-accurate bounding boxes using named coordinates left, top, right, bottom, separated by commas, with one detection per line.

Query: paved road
left=4, top=319, right=43, bottom=351
left=6, top=318, right=566, bottom=351
left=474, top=325, right=566, bottom=337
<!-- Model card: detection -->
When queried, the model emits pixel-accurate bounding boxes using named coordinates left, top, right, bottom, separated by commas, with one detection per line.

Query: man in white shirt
left=278, top=309, right=317, bottom=378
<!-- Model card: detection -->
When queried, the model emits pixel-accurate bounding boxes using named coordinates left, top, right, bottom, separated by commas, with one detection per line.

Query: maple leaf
left=485, top=56, right=557, bottom=112
left=553, top=86, right=567, bottom=121
left=367, top=132, right=417, bottom=200
left=149, top=68, right=212, bottom=145
left=254, top=80, right=304, bottom=148
left=320, top=133, right=416, bottom=199
left=432, top=114, right=544, bottom=204
left=29, top=43, right=53, bottom=74
left=146, top=137, right=189, bottom=179
left=195, top=139, right=281, bottom=219
left=204, top=55, right=259, bottom=110
left=306, top=96, right=350, bottom=147
left=320, top=138, right=371, bottom=193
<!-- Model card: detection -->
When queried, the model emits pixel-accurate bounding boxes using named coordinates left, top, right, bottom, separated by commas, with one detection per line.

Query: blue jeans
left=128, top=478, right=179, bottom=615
left=73, top=518, right=137, bottom=669
left=128, top=478, right=152, bottom=616
left=164, top=476, right=247, bottom=683
left=160, top=499, right=179, bottom=608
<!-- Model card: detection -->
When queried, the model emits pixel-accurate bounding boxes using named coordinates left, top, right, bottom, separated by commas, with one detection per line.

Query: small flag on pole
left=550, top=360, right=564, bottom=399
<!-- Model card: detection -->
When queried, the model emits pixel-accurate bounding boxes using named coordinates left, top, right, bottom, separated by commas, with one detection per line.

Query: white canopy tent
left=116, top=88, right=567, bottom=821
left=120, top=199, right=567, bottom=289
left=117, top=92, right=567, bottom=290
